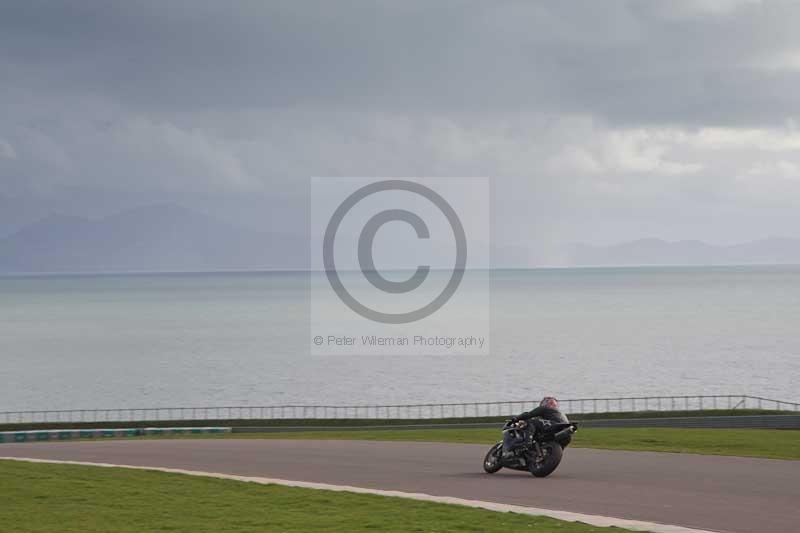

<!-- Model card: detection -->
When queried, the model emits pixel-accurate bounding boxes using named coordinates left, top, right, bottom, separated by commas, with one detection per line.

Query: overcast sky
left=2, top=0, right=800, bottom=247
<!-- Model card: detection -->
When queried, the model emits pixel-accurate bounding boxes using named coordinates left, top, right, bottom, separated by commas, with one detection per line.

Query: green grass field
left=0, top=409, right=782, bottom=432
left=5, top=424, right=797, bottom=460
left=222, top=427, right=800, bottom=460
left=0, top=460, right=626, bottom=533
left=52, top=426, right=796, bottom=460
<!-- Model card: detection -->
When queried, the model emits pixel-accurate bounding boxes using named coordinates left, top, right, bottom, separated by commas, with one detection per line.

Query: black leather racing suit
left=517, top=405, right=568, bottom=424
left=502, top=406, right=570, bottom=455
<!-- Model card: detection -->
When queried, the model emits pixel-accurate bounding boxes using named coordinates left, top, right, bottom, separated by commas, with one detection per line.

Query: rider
left=502, top=396, right=568, bottom=457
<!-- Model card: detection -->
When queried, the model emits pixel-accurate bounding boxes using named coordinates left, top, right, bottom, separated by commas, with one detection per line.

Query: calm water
left=1, top=266, right=799, bottom=411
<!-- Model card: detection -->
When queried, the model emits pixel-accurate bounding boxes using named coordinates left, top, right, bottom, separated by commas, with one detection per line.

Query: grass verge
left=0, top=409, right=783, bottom=432
left=224, top=427, right=800, bottom=460
left=5, top=424, right=797, bottom=460
left=0, top=459, right=626, bottom=533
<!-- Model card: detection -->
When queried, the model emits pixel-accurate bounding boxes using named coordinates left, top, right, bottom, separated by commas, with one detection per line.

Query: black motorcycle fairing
left=484, top=418, right=578, bottom=476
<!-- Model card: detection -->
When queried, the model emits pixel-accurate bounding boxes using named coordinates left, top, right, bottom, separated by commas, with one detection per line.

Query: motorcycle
left=483, top=418, right=577, bottom=477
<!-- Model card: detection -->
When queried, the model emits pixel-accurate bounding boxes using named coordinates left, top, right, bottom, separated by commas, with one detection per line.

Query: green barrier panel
left=1, top=427, right=231, bottom=443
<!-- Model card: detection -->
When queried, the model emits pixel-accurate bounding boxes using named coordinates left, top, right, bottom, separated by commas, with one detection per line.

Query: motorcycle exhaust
left=554, top=426, right=576, bottom=441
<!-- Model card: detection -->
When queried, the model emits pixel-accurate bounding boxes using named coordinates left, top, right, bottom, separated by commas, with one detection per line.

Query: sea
left=1, top=266, right=798, bottom=412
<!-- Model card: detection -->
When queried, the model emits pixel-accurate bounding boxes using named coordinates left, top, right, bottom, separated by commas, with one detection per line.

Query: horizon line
left=2, top=262, right=800, bottom=279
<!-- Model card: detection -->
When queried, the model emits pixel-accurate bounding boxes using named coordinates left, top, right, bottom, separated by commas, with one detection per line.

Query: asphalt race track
left=2, top=439, right=798, bottom=533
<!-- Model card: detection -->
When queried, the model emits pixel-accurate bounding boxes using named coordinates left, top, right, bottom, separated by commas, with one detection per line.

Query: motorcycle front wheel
left=483, top=442, right=503, bottom=473
left=529, top=442, right=563, bottom=478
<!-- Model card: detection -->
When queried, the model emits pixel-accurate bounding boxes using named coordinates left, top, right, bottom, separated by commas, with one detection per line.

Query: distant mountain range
left=558, top=237, right=800, bottom=267
left=1, top=204, right=799, bottom=273
left=497, top=237, right=800, bottom=268
left=0, top=204, right=306, bottom=273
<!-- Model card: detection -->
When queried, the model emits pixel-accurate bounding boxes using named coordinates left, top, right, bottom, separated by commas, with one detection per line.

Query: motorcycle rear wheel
left=529, top=442, right=563, bottom=478
left=483, top=443, right=503, bottom=474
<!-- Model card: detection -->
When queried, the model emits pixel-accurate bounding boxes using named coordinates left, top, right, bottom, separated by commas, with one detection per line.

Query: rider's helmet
left=539, top=396, right=559, bottom=409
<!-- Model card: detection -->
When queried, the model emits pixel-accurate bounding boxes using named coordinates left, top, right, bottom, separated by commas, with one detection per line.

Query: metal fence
left=1, top=395, right=798, bottom=424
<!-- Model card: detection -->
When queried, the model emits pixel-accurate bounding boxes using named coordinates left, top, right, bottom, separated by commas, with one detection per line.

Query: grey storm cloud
left=3, top=0, right=800, bottom=122
left=2, top=0, right=800, bottom=248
